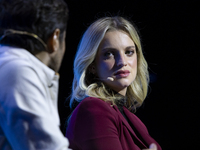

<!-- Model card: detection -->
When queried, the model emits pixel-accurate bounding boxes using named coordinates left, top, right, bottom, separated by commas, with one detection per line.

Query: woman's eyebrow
left=126, top=46, right=136, bottom=49
left=102, top=46, right=135, bottom=51
left=101, top=47, right=116, bottom=52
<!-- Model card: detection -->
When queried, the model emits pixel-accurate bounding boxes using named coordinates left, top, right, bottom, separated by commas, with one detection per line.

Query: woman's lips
left=114, top=70, right=130, bottom=78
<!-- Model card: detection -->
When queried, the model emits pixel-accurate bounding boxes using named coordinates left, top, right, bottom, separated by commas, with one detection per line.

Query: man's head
left=0, top=0, right=69, bottom=71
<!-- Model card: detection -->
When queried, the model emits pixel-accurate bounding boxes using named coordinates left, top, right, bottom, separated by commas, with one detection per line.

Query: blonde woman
left=65, top=16, right=162, bottom=150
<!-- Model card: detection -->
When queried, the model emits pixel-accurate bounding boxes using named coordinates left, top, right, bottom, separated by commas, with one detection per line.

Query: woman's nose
left=116, top=53, right=127, bottom=67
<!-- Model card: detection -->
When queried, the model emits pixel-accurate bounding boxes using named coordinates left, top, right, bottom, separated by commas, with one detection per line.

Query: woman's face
left=94, top=30, right=137, bottom=96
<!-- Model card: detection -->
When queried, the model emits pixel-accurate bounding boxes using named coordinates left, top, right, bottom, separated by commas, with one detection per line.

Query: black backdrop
left=58, top=0, right=200, bottom=149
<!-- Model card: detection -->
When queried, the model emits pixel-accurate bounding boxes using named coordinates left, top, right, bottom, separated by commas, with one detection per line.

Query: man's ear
left=47, top=28, right=60, bottom=54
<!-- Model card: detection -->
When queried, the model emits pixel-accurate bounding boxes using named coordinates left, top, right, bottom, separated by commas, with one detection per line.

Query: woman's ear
left=47, top=28, right=60, bottom=53
left=88, top=63, right=96, bottom=74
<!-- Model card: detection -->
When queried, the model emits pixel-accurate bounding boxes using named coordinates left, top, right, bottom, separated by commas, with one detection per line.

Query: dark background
left=58, top=0, right=200, bottom=149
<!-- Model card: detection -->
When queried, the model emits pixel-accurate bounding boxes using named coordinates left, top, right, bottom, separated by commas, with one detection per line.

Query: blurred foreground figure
left=0, top=0, right=71, bottom=149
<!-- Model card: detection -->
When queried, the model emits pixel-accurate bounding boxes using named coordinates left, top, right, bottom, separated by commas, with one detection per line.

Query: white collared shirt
left=0, top=45, right=70, bottom=150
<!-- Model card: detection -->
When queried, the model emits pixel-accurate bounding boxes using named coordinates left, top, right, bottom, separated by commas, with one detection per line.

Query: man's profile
left=0, top=0, right=70, bottom=149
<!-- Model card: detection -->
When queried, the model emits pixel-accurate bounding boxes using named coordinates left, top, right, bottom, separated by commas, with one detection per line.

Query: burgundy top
left=66, top=97, right=162, bottom=150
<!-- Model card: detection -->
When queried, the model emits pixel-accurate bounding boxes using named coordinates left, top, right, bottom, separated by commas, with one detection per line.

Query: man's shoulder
left=0, top=46, right=33, bottom=69
left=0, top=46, right=44, bottom=78
left=0, top=57, right=34, bottom=76
left=0, top=55, right=41, bottom=88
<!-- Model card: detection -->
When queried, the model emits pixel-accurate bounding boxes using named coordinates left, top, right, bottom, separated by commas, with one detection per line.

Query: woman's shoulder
left=73, top=97, right=114, bottom=115
left=66, top=97, right=120, bottom=143
left=82, top=96, right=108, bottom=103
left=80, top=96, right=111, bottom=106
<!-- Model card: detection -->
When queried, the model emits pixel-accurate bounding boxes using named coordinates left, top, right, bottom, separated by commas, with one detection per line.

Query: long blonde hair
left=70, top=16, right=149, bottom=112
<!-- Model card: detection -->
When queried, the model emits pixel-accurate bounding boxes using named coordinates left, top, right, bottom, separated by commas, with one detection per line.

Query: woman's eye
left=104, top=51, right=114, bottom=58
left=125, top=50, right=135, bottom=56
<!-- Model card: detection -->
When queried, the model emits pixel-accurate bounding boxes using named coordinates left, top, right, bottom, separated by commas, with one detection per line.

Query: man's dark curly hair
left=0, top=0, right=68, bottom=52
